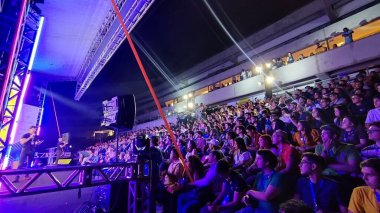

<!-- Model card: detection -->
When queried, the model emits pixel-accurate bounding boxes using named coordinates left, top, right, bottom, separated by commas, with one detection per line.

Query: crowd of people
left=80, top=68, right=380, bottom=213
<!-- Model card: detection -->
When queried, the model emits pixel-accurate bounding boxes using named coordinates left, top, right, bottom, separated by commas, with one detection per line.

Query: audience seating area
left=79, top=68, right=380, bottom=213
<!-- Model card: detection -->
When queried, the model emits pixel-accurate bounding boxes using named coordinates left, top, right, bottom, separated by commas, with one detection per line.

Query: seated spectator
left=246, top=125, right=260, bottom=151
left=201, top=159, right=247, bottom=213
left=235, top=125, right=251, bottom=147
left=233, top=137, right=253, bottom=170
left=238, top=150, right=287, bottom=213
left=319, top=97, right=334, bottom=120
left=342, top=27, right=354, bottom=44
left=315, top=124, right=361, bottom=177
left=361, top=122, right=380, bottom=159
left=311, top=108, right=329, bottom=129
left=295, top=153, right=346, bottom=212
left=177, top=150, right=224, bottom=213
left=330, top=92, right=347, bottom=106
left=81, top=149, right=99, bottom=165
left=279, top=199, right=313, bottom=213
left=293, top=120, right=320, bottom=152
left=365, top=94, right=380, bottom=127
left=334, top=105, right=350, bottom=128
left=272, top=130, right=299, bottom=175
left=185, top=140, right=200, bottom=160
left=349, top=94, right=371, bottom=123
left=348, top=158, right=380, bottom=213
left=340, top=116, right=368, bottom=149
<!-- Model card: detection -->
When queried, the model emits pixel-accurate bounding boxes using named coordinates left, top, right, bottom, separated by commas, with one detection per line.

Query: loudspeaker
left=115, top=94, right=136, bottom=129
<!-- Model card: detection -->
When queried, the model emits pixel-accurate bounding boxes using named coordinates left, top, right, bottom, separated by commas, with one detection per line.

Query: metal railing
left=0, top=162, right=150, bottom=198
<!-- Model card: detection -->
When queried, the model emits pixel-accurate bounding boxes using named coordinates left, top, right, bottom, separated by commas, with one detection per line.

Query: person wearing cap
left=13, top=126, right=43, bottom=182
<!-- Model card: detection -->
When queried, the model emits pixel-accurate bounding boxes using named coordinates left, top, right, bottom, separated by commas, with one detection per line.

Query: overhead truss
left=75, top=0, right=156, bottom=100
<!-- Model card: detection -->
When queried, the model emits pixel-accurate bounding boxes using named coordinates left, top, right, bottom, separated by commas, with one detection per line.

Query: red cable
left=50, top=88, right=61, bottom=137
left=110, top=0, right=193, bottom=183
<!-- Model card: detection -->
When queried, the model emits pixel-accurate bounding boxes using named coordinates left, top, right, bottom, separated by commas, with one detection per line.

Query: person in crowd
left=235, top=125, right=251, bottom=147
left=334, top=105, right=350, bottom=128
left=349, top=94, right=371, bottom=123
left=295, top=153, right=346, bottom=212
left=348, top=158, right=380, bottom=213
left=246, top=125, right=260, bottom=151
left=286, top=52, right=295, bottom=64
left=293, top=120, right=320, bottom=152
left=330, top=92, right=347, bottom=106
left=342, top=27, right=354, bottom=44
left=315, top=42, right=327, bottom=54
left=319, top=97, right=334, bottom=120
left=187, top=155, right=205, bottom=181
left=177, top=150, right=224, bottom=213
left=365, top=94, right=380, bottom=127
left=311, top=108, right=329, bottom=129
left=233, top=137, right=253, bottom=171
left=201, top=159, right=247, bottom=213
left=339, top=116, right=368, bottom=149
left=279, top=199, right=313, bottom=213
left=272, top=130, right=300, bottom=174
left=361, top=122, right=380, bottom=159
left=238, top=150, right=287, bottom=213
left=315, top=124, right=361, bottom=176
left=185, top=140, right=199, bottom=160
left=195, top=131, right=207, bottom=154
left=82, top=149, right=99, bottom=165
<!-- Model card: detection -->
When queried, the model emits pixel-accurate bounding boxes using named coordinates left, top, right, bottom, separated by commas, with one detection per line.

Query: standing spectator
left=342, top=27, right=354, bottom=44
left=348, top=158, right=380, bottom=213
left=286, top=52, right=295, bottom=64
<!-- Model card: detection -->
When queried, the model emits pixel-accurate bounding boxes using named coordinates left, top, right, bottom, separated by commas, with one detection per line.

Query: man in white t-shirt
left=365, top=95, right=380, bottom=127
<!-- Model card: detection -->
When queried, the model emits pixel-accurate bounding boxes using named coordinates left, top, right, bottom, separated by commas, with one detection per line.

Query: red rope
left=50, top=88, right=61, bottom=137
left=110, top=0, right=193, bottom=183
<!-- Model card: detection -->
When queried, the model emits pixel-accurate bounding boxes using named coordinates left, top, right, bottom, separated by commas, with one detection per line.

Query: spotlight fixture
left=188, top=102, right=194, bottom=109
left=266, top=76, right=275, bottom=84
left=255, top=66, right=263, bottom=73
left=183, top=94, right=188, bottom=100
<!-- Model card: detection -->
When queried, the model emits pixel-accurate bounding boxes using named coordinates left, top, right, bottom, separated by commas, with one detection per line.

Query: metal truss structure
left=0, top=3, right=43, bottom=168
left=0, top=162, right=151, bottom=213
left=75, top=0, right=156, bottom=100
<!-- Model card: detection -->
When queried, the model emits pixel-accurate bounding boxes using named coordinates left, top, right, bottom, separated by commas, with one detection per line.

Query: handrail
left=0, top=162, right=150, bottom=197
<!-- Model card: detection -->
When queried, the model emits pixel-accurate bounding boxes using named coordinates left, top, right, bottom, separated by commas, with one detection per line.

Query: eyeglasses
left=367, top=130, right=380, bottom=134
left=299, top=161, right=313, bottom=165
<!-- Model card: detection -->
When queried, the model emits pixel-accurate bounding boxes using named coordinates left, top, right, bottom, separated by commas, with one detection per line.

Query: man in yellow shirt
left=348, top=158, right=380, bottom=213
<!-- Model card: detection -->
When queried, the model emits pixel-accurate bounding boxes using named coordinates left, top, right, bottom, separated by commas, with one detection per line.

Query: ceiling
left=33, top=0, right=111, bottom=80
left=30, top=0, right=315, bottom=117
